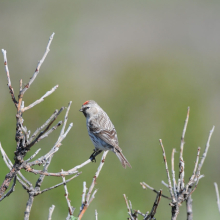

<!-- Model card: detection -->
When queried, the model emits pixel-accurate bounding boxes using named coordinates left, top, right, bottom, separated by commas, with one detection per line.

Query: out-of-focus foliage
left=0, top=1, right=220, bottom=219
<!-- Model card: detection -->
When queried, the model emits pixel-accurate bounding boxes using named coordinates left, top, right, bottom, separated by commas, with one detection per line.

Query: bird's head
left=79, top=100, right=98, bottom=117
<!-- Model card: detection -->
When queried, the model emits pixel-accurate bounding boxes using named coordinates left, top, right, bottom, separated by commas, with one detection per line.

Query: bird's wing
left=88, top=115, right=121, bottom=151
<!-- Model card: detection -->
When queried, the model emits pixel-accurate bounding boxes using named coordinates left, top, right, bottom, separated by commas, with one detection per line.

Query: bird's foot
left=89, top=149, right=102, bottom=163
left=89, top=150, right=97, bottom=162
left=89, top=155, right=96, bottom=163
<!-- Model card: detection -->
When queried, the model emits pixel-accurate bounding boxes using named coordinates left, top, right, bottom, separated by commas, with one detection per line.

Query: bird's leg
left=89, top=149, right=102, bottom=162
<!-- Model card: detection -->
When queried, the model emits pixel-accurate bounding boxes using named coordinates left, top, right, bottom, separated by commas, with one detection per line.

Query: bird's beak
left=79, top=108, right=83, bottom=112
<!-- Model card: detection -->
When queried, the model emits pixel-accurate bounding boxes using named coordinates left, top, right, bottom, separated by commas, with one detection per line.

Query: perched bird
left=79, top=100, right=131, bottom=168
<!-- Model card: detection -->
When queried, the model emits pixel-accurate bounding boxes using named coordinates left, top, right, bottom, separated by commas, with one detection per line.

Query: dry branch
left=48, top=205, right=55, bottom=220
left=141, top=108, right=215, bottom=220
left=0, top=33, right=56, bottom=198
left=214, top=182, right=220, bottom=214
left=123, top=190, right=162, bottom=220
left=78, top=151, right=108, bottom=219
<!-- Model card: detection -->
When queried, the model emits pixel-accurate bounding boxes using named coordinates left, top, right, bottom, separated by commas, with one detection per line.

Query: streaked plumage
left=79, top=100, right=131, bottom=168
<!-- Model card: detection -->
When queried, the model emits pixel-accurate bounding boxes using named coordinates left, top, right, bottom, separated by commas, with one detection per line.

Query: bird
left=79, top=100, right=131, bottom=168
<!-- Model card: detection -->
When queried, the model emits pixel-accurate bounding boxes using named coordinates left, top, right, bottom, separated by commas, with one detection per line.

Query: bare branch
left=159, top=139, right=175, bottom=202
left=171, top=148, right=177, bottom=200
left=23, top=164, right=78, bottom=177
left=61, top=169, right=74, bottom=216
left=28, top=109, right=60, bottom=143
left=40, top=173, right=81, bottom=195
left=88, top=189, right=98, bottom=205
left=161, top=180, right=169, bottom=188
left=43, top=101, right=73, bottom=161
left=86, top=151, right=108, bottom=203
left=146, top=190, right=162, bottom=220
left=95, top=209, right=98, bottom=220
left=186, top=147, right=201, bottom=190
left=32, top=121, right=62, bottom=144
left=78, top=151, right=108, bottom=220
left=0, top=176, right=17, bottom=202
left=22, top=33, right=55, bottom=95
left=25, top=148, right=41, bottom=162
left=0, top=143, right=32, bottom=188
left=22, top=85, right=59, bottom=112
left=59, top=101, right=72, bottom=139
left=48, top=205, right=55, bottom=220
left=196, top=126, right=215, bottom=177
left=140, top=182, right=171, bottom=200
left=186, top=195, right=193, bottom=220
left=178, top=107, right=190, bottom=192
left=1, top=49, right=18, bottom=106
left=191, top=126, right=215, bottom=194
left=24, top=194, right=34, bottom=220
left=19, top=79, right=23, bottom=92
left=81, top=182, right=87, bottom=207
left=214, top=182, right=220, bottom=214
left=123, top=194, right=135, bottom=220
left=26, top=108, right=64, bottom=149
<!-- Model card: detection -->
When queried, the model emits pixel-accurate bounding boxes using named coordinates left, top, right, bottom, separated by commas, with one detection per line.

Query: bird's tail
left=115, top=151, right=132, bottom=168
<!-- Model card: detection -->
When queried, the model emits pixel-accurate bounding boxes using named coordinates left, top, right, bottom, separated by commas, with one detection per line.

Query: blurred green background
left=0, top=0, right=220, bottom=219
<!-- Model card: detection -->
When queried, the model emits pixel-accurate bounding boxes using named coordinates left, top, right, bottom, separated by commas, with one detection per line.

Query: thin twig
left=191, top=126, right=215, bottom=193
left=48, top=205, right=55, bottom=220
left=161, top=181, right=169, bottom=188
left=196, top=126, right=215, bottom=176
left=40, top=173, right=81, bottom=194
left=59, top=101, right=72, bottom=139
left=86, top=151, right=108, bottom=203
left=214, top=182, right=220, bottom=214
left=78, top=151, right=108, bottom=220
left=44, top=121, right=73, bottom=161
left=95, top=209, right=98, bottom=220
left=22, top=85, right=58, bottom=112
left=32, top=121, right=62, bottom=143
left=186, top=147, right=201, bottom=190
left=178, top=107, right=190, bottom=192
left=61, top=169, right=74, bottom=216
left=1, top=49, right=17, bottom=106
left=146, top=190, right=162, bottom=220
left=28, top=109, right=60, bottom=143
left=26, top=108, right=64, bottom=149
left=23, top=164, right=78, bottom=177
left=171, top=148, right=177, bottom=200
left=22, top=33, right=55, bottom=95
left=81, top=182, right=87, bottom=209
left=123, top=194, right=135, bottom=220
left=25, top=149, right=41, bottom=162
left=159, top=139, right=175, bottom=202
left=140, top=182, right=172, bottom=200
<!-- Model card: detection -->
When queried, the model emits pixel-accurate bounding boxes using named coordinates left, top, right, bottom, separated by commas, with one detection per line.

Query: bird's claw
left=89, top=155, right=96, bottom=163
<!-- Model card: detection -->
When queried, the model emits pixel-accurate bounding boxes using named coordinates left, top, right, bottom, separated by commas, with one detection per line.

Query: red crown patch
left=83, top=100, right=89, bottom=105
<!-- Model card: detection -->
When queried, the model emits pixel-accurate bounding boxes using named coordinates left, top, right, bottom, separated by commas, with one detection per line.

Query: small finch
left=79, top=100, right=131, bottom=168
